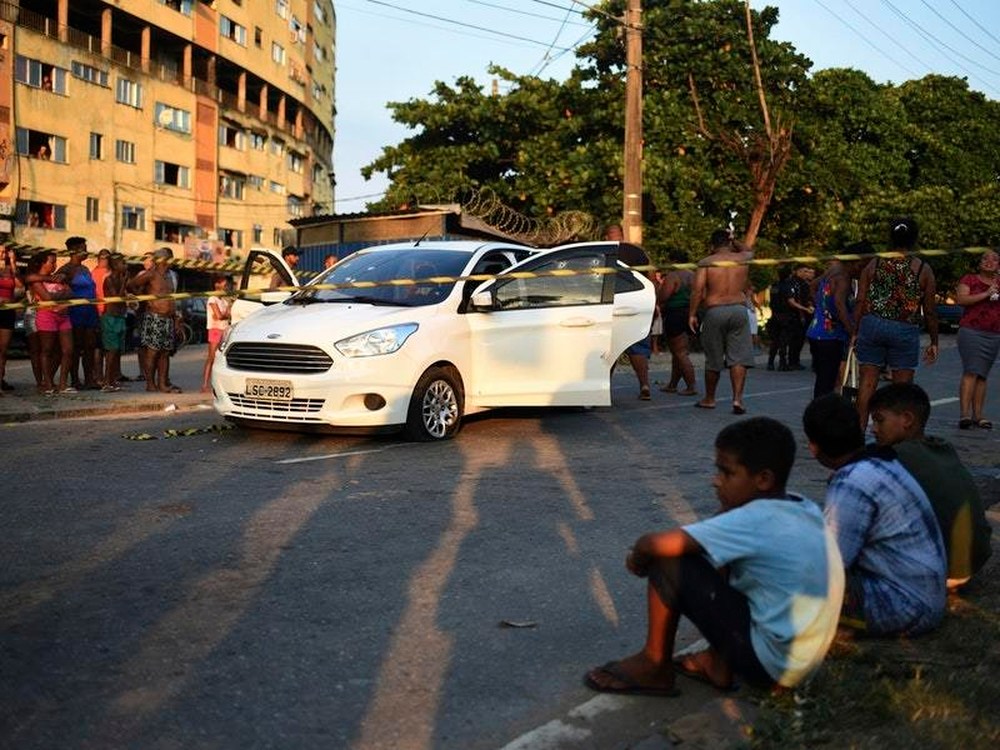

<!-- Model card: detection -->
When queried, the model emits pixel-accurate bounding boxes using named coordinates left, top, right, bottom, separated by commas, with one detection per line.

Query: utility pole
left=623, top=0, right=643, bottom=245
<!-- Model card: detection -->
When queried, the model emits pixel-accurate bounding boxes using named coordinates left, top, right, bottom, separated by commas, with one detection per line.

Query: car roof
left=357, top=240, right=531, bottom=255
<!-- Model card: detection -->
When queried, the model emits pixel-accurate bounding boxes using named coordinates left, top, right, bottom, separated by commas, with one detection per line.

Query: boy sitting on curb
left=869, top=383, right=992, bottom=590
left=585, top=417, right=844, bottom=696
left=803, top=394, right=946, bottom=635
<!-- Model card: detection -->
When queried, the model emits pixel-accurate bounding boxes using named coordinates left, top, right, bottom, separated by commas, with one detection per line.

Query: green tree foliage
left=361, top=0, right=999, bottom=278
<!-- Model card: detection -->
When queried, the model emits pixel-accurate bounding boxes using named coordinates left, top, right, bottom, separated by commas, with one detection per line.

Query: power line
left=919, top=0, right=1000, bottom=66
left=365, top=0, right=574, bottom=52
left=808, top=0, right=921, bottom=79
left=461, top=0, right=589, bottom=27
left=949, top=0, right=1000, bottom=49
left=878, top=0, right=1000, bottom=94
left=531, top=4, right=577, bottom=77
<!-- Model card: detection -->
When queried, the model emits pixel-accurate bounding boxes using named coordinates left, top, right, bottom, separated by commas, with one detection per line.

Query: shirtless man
left=128, top=247, right=181, bottom=393
left=688, top=230, right=754, bottom=414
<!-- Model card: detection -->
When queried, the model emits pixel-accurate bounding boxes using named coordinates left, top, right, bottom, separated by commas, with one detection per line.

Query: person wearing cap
left=853, top=217, right=939, bottom=430
left=128, top=247, right=182, bottom=393
left=56, top=237, right=101, bottom=390
left=270, top=246, right=299, bottom=290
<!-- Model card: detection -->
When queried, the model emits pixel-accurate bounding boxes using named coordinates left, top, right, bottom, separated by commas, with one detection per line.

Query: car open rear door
left=231, top=247, right=299, bottom=324
left=464, top=244, right=624, bottom=407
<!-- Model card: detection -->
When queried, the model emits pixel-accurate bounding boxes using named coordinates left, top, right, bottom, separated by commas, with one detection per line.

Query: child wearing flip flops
left=585, top=417, right=844, bottom=696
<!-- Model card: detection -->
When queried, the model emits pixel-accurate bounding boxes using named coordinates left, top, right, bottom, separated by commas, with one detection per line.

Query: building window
left=121, top=205, right=146, bottom=231
left=269, top=181, right=285, bottom=195
left=15, top=128, right=66, bottom=162
left=17, top=200, right=67, bottom=229
left=154, top=161, right=190, bottom=188
left=273, top=228, right=282, bottom=246
left=271, top=42, right=285, bottom=65
left=16, top=56, right=67, bottom=93
left=314, top=1, right=328, bottom=24
left=289, top=16, right=305, bottom=43
left=220, top=228, right=243, bottom=249
left=287, top=151, right=304, bottom=174
left=269, top=138, right=284, bottom=157
left=220, top=16, right=247, bottom=46
left=312, top=164, right=324, bottom=184
left=254, top=26, right=263, bottom=47
left=155, top=220, right=197, bottom=243
left=276, top=0, right=289, bottom=20
left=115, top=139, right=136, bottom=164
left=71, top=61, right=109, bottom=87
left=248, top=174, right=264, bottom=190
left=89, top=132, right=103, bottom=160
left=253, top=223, right=263, bottom=244
left=219, top=123, right=245, bottom=150
left=154, top=103, right=192, bottom=134
left=287, top=195, right=304, bottom=218
left=220, top=173, right=246, bottom=200
left=86, top=197, right=100, bottom=222
left=157, top=0, right=193, bottom=14
left=249, top=132, right=266, bottom=151
left=115, top=78, right=143, bottom=108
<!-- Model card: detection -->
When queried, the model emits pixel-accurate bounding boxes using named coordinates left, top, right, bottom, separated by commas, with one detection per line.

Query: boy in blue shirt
left=585, top=417, right=845, bottom=695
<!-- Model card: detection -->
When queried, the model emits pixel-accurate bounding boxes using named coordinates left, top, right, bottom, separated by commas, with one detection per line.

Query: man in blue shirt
left=803, top=394, right=946, bottom=635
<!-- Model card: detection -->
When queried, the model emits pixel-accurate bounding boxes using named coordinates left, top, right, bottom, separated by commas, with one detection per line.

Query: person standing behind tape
left=128, top=247, right=181, bottom=394
left=605, top=224, right=654, bottom=400
left=201, top=274, right=232, bottom=393
left=100, top=254, right=130, bottom=391
left=57, top=238, right=101, bottom=390
left=689, top=230, right=755, bottom=414
left=852, top=217, right=938, bottom=430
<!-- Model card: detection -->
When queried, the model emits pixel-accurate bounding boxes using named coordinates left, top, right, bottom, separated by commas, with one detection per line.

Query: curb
left=0, top=397, right=214, bottom=424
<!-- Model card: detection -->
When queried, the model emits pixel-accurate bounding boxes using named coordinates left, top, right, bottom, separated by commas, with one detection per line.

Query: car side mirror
left=470, top=289, right=494, bottom=311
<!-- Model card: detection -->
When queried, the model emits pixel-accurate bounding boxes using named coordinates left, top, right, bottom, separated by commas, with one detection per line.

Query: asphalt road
left=2, top=336, right=997, bottom=750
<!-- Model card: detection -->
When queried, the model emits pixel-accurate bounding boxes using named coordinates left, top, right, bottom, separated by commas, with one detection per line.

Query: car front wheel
left=404, top=366, right=464, bottom=441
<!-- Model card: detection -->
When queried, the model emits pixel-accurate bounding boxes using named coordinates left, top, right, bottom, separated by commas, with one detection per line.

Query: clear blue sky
left=333, top=1, right=1000, bottom=212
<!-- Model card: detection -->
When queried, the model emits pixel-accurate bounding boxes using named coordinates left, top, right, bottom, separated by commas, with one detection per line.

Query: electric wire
left=919, top=0, right=1000, bottom=65
left=949, top=0, right=1000, bottom=49
left=461, top=0, right=590, bottom=27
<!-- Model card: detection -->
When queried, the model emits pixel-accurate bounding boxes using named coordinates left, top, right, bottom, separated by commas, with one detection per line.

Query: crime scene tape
left=121, top=423, right=236, bottom=441
left=2, top=245, right=994, bottom=313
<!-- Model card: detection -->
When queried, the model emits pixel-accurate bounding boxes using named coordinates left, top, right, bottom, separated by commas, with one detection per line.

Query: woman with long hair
left=954, top=250, right=1000, bottom=429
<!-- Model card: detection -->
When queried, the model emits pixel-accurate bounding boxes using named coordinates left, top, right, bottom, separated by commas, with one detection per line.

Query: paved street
left=2, top=337, right=997, bottom=749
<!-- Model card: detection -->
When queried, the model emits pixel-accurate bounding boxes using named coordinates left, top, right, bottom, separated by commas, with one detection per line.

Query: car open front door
left=230, top=247, right=299, bottom=324
left=464, top=245, right=622, bottom=407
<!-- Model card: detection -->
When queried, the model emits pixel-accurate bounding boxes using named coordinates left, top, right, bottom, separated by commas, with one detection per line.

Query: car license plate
left=244, top=378, right=293, bottom=400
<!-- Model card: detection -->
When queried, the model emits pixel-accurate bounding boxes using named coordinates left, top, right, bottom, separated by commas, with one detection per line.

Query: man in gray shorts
left=689, top=230, right=755, bottom=414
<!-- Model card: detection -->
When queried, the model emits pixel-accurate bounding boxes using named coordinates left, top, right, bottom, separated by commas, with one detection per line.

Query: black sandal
left=959, top=418, right=974, bottom=430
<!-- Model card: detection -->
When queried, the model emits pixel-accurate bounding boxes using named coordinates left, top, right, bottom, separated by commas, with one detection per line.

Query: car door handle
left=559, top=317, right=596, bottom=327
left=613, top=306, right=642, bottom=317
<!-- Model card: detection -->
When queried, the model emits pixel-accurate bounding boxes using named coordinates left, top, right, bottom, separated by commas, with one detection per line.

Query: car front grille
left=225, top=343, right=333, bottom=373
left=227, top=394, right=326, bottom=421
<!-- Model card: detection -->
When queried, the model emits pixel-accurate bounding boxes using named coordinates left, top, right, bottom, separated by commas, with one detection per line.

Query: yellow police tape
left=2, top=244, right=992, bottom=313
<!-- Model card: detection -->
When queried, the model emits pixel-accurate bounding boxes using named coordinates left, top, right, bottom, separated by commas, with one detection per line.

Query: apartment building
left=0, top=0, right=336, bottom=260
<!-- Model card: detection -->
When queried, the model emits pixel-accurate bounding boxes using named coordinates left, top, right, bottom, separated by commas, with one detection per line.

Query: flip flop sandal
left=959, top=418, right=975, bottom=430
left=639, top=387, right=651, bottom=401
left=975, top=419, right=993, bottom=429
left=672, top=658, right=739, bottom=692
left=659, top=385, right=678, bottom=393
left=584, top=662, right=680, bottom=697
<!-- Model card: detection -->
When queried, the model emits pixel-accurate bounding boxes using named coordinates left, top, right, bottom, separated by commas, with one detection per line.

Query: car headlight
left=335, top=323, right=419, bottom=357
left=218, top=323, right=236, bottom=354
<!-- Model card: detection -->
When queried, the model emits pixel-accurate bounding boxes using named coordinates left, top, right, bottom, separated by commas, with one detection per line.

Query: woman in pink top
left=954, top=250, right=1000, bottom=429
left=26, top=251, right=73, bottom=394
left=0, top=247, right=24, bottom=395
left=201, top=275, right=232, bottom=392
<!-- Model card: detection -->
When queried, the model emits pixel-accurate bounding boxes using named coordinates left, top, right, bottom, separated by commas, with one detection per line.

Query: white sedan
left=211, top=240, right=655, bottom=440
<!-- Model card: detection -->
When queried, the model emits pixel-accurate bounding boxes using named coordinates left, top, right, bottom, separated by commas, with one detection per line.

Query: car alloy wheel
left=406, top=365, right=463, bottom=441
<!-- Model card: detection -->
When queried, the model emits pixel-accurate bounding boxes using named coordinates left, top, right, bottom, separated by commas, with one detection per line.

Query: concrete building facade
left=0, top=0, right=336, bottom=260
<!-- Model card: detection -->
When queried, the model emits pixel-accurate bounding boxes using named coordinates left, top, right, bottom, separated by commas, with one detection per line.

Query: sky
left=332, top=0, right=1000, bottom=213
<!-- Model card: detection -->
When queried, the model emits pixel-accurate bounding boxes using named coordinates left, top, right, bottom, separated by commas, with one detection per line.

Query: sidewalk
left=0, top=345, right=214, bottom=423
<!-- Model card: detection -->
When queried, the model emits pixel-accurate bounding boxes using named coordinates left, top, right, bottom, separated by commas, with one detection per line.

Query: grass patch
left=749, top=554, right=1000, bottom=749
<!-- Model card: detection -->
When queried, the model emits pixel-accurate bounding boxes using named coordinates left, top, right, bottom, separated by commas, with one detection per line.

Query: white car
left=211, top=240, right=655, bottom=440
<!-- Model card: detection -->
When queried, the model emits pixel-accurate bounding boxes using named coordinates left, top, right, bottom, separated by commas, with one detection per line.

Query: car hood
left=231, top=301, right=430, bottom=345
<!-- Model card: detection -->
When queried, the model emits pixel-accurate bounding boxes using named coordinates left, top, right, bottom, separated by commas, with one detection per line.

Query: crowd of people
left=1, top=237, right=232, bottom=397
left=587, top=216, right=996, bottom=698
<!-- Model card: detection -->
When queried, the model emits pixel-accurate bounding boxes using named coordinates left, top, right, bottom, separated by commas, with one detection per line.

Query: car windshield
left=291, top=248, right=474, bottom=307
